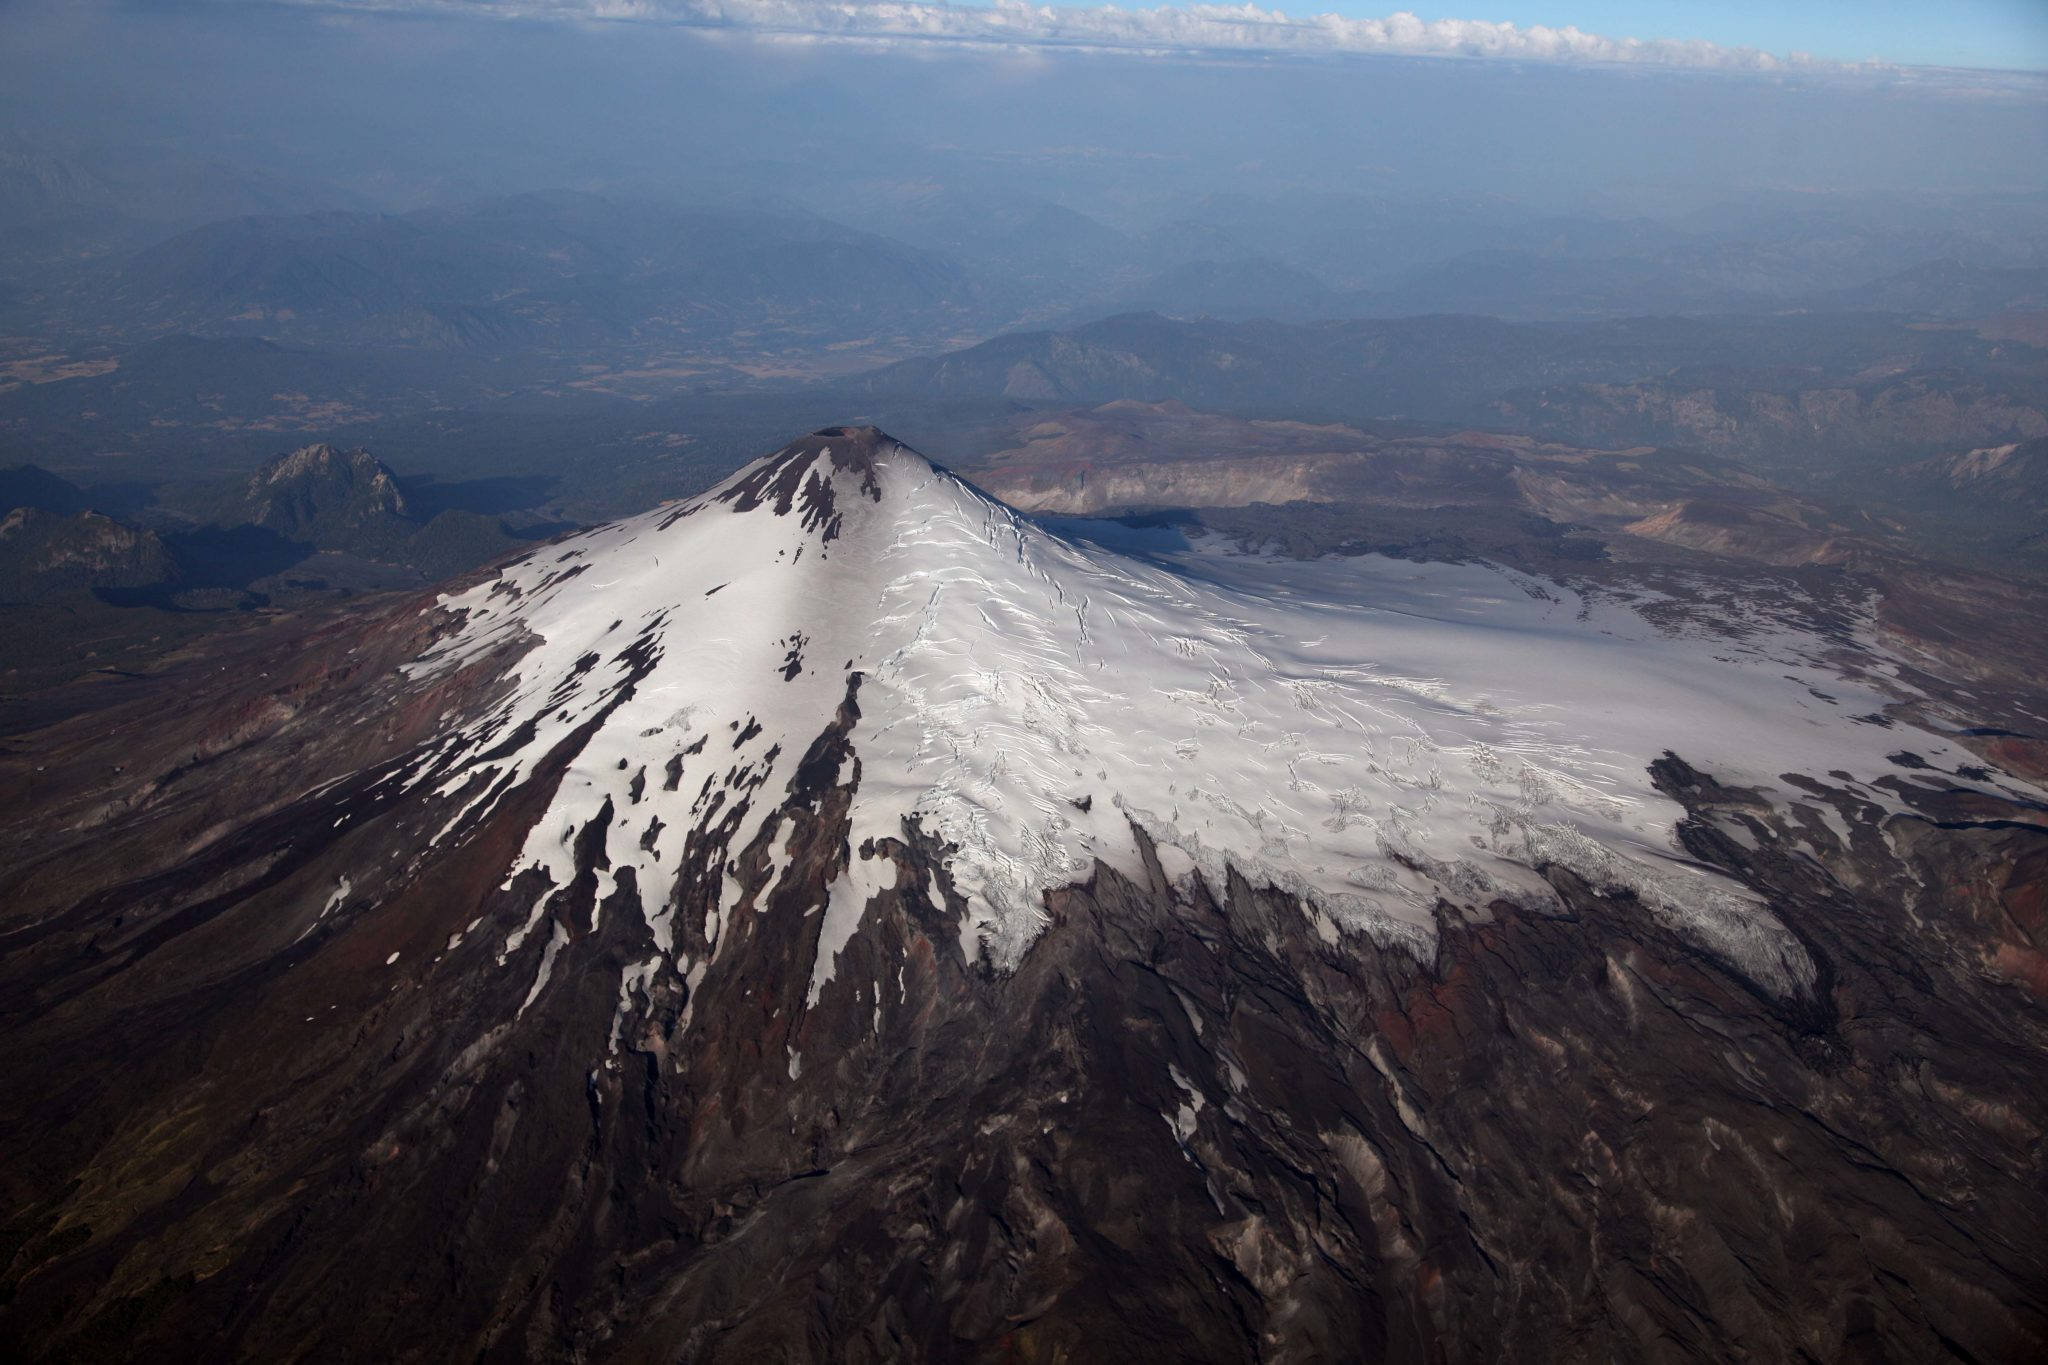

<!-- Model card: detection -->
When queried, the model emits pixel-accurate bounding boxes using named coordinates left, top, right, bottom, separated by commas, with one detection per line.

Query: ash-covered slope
left=2, top=428, right=2046, bottom=1363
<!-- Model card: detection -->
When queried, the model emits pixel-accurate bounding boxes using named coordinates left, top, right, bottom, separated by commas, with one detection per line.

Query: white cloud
left=270, top=0, right=2048, bottom=90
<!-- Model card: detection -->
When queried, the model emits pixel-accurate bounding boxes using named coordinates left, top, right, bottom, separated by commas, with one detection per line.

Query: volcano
left=2, top=427, right=2045, bottom=1362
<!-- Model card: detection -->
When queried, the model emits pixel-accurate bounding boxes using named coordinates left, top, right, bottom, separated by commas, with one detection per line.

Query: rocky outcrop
left=981, top=453, right=1330, bottom=514
left=1901, top=437, right=2048, bottom=514
left=210, top=441, right=527, bottom=584
left=1620, top=497, right=1852, bottom=566
left=239, top=442, right=412, bottom=545
left=0, top=506, right=175, bottom=602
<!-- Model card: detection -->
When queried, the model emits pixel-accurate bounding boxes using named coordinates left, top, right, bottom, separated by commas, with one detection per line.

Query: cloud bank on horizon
left=282, top=0, right=2040, bottom=83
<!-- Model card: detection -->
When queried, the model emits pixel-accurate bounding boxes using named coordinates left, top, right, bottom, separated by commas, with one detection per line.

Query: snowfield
left=402, top=431, right=2022, bottom=1008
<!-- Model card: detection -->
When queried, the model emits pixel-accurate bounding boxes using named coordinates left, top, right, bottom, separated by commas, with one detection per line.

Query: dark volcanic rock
left=0, top=432, right=2044, bottom=1364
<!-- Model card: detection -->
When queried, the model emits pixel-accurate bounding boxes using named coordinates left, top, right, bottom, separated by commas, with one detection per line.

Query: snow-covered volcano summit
left=402, top=426, right=2010, bottom=1003
left=17, top=431, right=2048, bottom=1362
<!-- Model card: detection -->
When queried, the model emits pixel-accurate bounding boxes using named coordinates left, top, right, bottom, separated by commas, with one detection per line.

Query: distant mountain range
left=1811, top=260, right=2048, bottom=317
left=9, top=185, right=2047, bottom=380
left=1491, top=371, right=2048, bottom=468
left=40, top=191, right=994, bottom=355
left=1049, top=254, right=2048, bottom=329
left=861, top=310, right=2046, bottom=450
left=0, top=134, right=363, bottom=265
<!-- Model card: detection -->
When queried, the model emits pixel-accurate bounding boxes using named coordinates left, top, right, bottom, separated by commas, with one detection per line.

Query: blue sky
left=70, top=1, right=2035, bottom=75
left=1076, top=1, right=2048, bottom=70
left=5, top=0, right=2044, bottom=215
left=17, top=2, right=2048, bottom=82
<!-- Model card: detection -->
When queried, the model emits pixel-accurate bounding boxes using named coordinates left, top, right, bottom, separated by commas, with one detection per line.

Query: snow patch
left=519, top=920, right=568, bottom=1016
